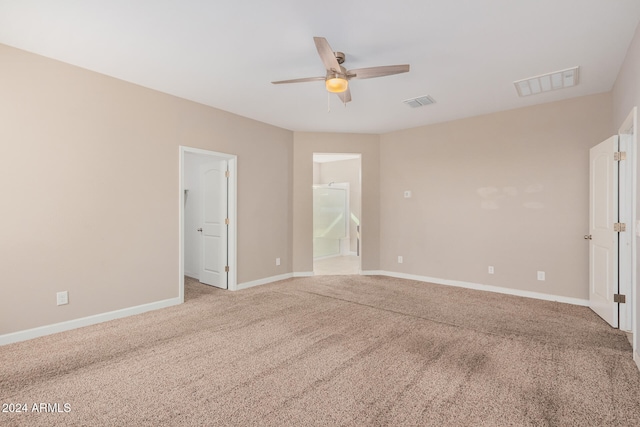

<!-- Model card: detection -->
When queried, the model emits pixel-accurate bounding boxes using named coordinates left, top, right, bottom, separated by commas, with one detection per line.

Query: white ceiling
left=1, top=1, right=639, bottom=134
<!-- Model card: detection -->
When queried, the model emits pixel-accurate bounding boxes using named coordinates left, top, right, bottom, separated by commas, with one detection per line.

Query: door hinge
left=614, top=294, right=626, bottom=304
left=225, top=218, right=230, bottom=225
left=225, top=266, right=230, bottom=273
left=614, top=151, right=627, bottom=161
left=614, top=222, right=626, bottom=232
left=225, top=170, right=230, bottom=178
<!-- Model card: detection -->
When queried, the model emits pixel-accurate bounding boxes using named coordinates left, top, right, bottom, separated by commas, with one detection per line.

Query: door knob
left=584, top=234, right=592, bottom=240
left=197, top=228, right=203, bottom=232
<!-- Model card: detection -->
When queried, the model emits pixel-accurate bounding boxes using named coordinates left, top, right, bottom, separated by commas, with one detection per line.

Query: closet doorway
left=180, top=146, right=237, bottom=300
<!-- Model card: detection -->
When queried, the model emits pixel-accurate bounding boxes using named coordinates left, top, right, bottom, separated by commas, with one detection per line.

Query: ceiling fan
left=271, top=37, right=410, bottom=104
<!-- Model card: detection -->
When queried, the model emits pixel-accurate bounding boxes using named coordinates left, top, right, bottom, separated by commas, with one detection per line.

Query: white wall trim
left=635, top=351, right=640, bottom=372
left=0, top=297, right=181, bottom=346
left=294, top=271, right=314, bottom=277
left=184, top=270, right=199, bottom=280
left=363, top=270, right=589, bottom=307
left=235, top=273, right=293, bottom=291
left=313, top=254, right=342, bottom=261
left=618, top=106, right=638, bottom=355
left=618, top=109, right=636, bottom=332
left=362, top=270, right=384, bottom=276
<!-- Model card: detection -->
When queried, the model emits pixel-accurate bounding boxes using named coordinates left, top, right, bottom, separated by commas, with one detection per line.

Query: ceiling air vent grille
left=514, top=66, right=579, bottom=97
left=403, top=95, right=435, bottom=108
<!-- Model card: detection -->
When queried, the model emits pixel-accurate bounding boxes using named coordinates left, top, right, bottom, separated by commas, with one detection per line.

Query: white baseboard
left=235, top=270, right=344, bottom=290
left=364, top=270, right=590, bottom=307
left=0, top=297, right=181, bottom=346
left=362, top=270, right=384, bottom=276
left=235, top=273, right=294, bottom=291
left=313, top=254, right=340, bottom=261
left=293, top=271, right=314, bottom=277
left=314, top=253, right=359, bottom=260
left=184, top=270, right=199, bottom=280
left=2, top=271, right=591, bottom=347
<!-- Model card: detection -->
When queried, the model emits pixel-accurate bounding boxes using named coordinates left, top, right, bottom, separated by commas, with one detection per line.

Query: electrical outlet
left=403, top=191, right=412, bottom=198
left=488, top=266, right=494, bottom=274
left=56, top=291, right=68, bottom=306
left=537, top=271, right=545, bottom=281
left=275, top=258, right=281, bottom=266
left=398, top=256, right=403, bottom=264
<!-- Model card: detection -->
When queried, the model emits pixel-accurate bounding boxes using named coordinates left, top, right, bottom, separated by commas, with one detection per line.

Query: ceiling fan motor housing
left=326, top=65, right=348, bottom=80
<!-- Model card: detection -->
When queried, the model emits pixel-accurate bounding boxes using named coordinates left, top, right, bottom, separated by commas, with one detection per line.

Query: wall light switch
left=403, top=191, right=412, bottom=198
left=488, top=266, right=494, bottom=274
left=398, top=256, right=403, bottom=264
left=57, top=291, right=69, bottom=306
left=537, top=271, right=545, bottom=281
left=276, top=258, right=281, bottom=266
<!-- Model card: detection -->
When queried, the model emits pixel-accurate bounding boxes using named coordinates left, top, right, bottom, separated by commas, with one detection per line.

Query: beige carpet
left=1, top=275, right=640, bottom=426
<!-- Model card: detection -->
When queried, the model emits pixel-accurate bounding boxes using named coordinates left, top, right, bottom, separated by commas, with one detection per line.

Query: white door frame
left=179, top=146, right=237, bottom=301
left=618, top=107, right=637, bottom=336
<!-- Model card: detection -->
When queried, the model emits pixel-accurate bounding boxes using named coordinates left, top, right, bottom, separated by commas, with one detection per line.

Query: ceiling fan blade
left=347, top=64, right=410, bottom=80
left=314, top=37, right=342, bottom=72
left=271, top=76, right=325, bottom=84
left=336, top=87, right=352, bottom=104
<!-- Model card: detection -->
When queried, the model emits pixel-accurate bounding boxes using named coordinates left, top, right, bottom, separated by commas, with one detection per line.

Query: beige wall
left=293, top=133, right=379, bottom=272
left=612, top=22, right=640, bottom=130
left=0, top=44, right=293, bottom=335
left=379, top=93, right=612, bottom=300
left=612, top=21, right=640, bottom=357
left=3, top=25, right=637, bottom=341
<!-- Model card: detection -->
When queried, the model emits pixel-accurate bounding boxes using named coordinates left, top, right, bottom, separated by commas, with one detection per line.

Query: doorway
left=312, top=153, right=361, bottom=275
left=179, top=146, right=237, bottom=300
left=587, top=107, right=636, bottom=336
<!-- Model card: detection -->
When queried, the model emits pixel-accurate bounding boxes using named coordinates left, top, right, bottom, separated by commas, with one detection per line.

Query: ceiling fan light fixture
left=326, top=76, right=348, bottom=93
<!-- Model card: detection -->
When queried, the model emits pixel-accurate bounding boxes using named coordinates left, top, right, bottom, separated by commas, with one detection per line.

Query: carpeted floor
left=1, top=275, right=640, bottom=426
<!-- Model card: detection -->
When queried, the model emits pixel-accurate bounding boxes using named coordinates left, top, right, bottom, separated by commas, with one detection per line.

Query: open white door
left=199, top=160, right=228, bottom=289
left=589, top=135, right=619, bottom=327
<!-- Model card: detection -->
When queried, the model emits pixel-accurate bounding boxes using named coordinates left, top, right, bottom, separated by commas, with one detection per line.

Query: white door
left=199, top=160, right=228, bottom=289
left=588, top=135, right=619, bottom=327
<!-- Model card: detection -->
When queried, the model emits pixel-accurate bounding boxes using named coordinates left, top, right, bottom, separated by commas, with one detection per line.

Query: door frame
left=179, top=146, right=237, bottom=301
left=618, top=108, right=637, bottom=332
left=618, top=108, right=637, bottom=336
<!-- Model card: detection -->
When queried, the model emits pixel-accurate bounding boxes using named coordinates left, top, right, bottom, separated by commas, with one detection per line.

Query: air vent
left=514, top=66, right=579, bottom=97
left=403, top=95, right=436, bottom=108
